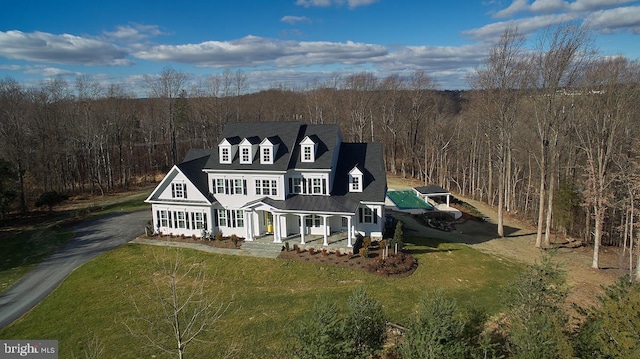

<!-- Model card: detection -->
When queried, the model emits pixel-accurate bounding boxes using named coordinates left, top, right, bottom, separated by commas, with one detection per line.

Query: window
left=192, top=212, right=206, bottom=230
left=303, top=146, right=312, bottom=162
left=351, top=176, right=360, bottom=191
left=176, top=211, right=186, bottom=228
left=241, top=147, right=251, bottom=163
left=256, top=179, right=277, bottom=196
left=292, top=178, right=302, bottom=194
left=262, top=147, right=271, bottom=163
left=221, top=147, right=230, bottom=163
left=305, top=215, right=322, bottom=228
left=234, top=210, right=244, bottom=227
left=172, top=183, right=186, bottom=198
left=359, top=207, right=378, bottom=224
left=158, top=210, right=169, bottom=227
left=312, top=178, right=322, bottom=194
left=233, top=179, right=244, bottom=194
left=218, top=209, right=227, bottom=227
left=214, top=179, right=224, bottom=194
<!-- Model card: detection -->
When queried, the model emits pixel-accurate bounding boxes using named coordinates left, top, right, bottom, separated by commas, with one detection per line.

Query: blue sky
left=1, top=0, right=639, bottom=94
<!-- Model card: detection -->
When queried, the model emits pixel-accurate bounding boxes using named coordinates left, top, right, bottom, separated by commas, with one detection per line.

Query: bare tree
left=124, top=249, right=234, bottom=359
left=528, top=23, right=592, bottom=248
left=472, top=26, right=527, bottom=237
left=573, top=57, right=637, bottom=269
left=145, top=67, right=189, bottom=165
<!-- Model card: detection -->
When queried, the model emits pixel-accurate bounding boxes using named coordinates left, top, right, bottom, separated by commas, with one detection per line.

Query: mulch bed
left=278, top=243, right=418, bottom=278
left=147, top=234, right=243, bottom=249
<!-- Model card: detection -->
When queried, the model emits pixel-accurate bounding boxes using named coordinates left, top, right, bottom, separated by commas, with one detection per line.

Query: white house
left=145, top=121, right=387, bottom=247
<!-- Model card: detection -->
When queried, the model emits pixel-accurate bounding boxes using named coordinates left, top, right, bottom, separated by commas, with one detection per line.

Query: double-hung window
left=221, top=148, right=230, bottom=163
left=158, top=210, right=169, bottom=227
left=233, top=179, right=244, bottom=194
left=312, top=178, right=322, bottom=194
left=256, top=179, right=277, bottom=196
left=218, top=209, right=228, bottom=227
left=241, top=147, right=250, bottom=163
left=176, top=211, right=186, bottom=228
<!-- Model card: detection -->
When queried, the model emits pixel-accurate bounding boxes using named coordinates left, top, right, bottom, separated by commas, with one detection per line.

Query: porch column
left=322, top=215, right=330, bottom=246
left=245, top=210, right=254, bottom=241
left=273, top=213, right=282, bottom=243
left=347, top=216, right=353, bottom=247
left=446, top=194, right=450, bottom=207
left=298, top=214, right=306, bottom=245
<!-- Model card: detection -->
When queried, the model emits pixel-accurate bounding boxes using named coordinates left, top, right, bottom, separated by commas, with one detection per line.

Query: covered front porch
left=254, top=230, right=354, bottom=251
left=242, top=201, right=357, bottom=247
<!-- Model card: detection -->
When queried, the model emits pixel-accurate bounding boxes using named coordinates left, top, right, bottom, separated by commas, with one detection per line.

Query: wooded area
left=1, top=24, right=639, bottom=271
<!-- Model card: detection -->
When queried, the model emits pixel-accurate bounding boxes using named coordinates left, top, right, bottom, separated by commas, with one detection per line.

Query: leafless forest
left=1, top=24, right=639, bottom=270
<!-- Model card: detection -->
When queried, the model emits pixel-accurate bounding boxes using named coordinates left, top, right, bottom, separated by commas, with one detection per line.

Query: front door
left=264, top=211, right=274, bottom=233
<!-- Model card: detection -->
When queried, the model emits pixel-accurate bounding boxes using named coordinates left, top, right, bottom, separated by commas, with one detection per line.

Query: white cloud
left=134, top=36, right=388, bottom=68
left=495, top=0, right=635, bottom=17
left=584, top=6, right=640, bottom=33
left=281, top=16, right=311, bottom=25
left=295, top=0, right=379, bottom=9
left=0, top=30, right=132, bottom=66
left=104, top=23, right=166, bottom=41
left=464, top=13, right=579, bottom=39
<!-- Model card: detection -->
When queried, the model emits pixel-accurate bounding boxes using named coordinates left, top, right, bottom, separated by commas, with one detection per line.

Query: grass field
left=0, top=237, right=524, bottom=358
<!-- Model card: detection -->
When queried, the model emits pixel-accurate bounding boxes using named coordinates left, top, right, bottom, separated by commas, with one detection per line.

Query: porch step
left=239, top=240, right=285, bottom=259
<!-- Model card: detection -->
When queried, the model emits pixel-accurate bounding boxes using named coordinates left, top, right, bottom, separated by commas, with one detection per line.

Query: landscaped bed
left=278, top=241, right=418, bottom=277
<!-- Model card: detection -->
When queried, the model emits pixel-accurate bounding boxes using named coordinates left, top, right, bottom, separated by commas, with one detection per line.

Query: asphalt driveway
left=0, top=210, right=149, bottom=329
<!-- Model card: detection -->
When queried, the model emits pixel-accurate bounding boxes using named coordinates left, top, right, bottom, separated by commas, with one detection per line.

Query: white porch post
left=273, top=213, right=282, bottom=243
left=446, top=194, right=450, bottom=207
left=245, top=210, right=254, bottom=241
left=298, top=214, right=306, bottom=245
left=347, top=216, right=353, bottom=247
left=322, top=215, right=330, bottom=246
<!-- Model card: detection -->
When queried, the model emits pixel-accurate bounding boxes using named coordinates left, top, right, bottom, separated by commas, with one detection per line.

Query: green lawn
left=0, top=237, right=524, bottom=358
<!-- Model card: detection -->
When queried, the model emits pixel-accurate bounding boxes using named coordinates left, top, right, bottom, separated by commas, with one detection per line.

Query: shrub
left=363, top=236, right=372, bottom=249
left=230, top=234, right=238, bottom=247
left=288, top=298, right=345, bottom=359
left=35, top=190, right=69, bottom=212
left=400, top=290, right=467, bottom=359
left=343, top=288, right=387, bottom=358
left=214, top=231, right=224, bottom=241
left=309, top=248, right=316, bottom=255
left=359, top=247, right=368, bottom=258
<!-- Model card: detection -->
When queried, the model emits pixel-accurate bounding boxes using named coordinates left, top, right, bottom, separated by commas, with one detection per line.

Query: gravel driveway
left=0, top=210, right=148, bottom=329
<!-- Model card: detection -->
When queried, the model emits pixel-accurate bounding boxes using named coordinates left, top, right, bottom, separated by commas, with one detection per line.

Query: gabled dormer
left=300, top=136, right=317, bottom=163
left=239, top=137, right=259, bottom=164
left=218, top=137, right=239, bottom=164
left=349, top=166, right=363, bottom=192
left=260, top=137, right=279, bottom=165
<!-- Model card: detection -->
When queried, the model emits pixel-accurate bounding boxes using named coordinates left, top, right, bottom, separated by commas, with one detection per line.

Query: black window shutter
left=171, top=183, right=175, bottom=198
left=243, top=179, right=247, bottom=195
left=156, top=210, right=160, bottom=227
left=184, top=185, right=187, bottom=198
left=225, top=179, right=229, bottom=194
left=289, top=178, right=293, bottom=193
left=302, top=178, right=307, bottom=194
left=359, top=208, right=363, bottom=223
left=212, top=180, right=216, bottom=194
left=374, top=208, right=378, bottom=224
left=185, top=212, right=190, bottom=229
left=214, top=210, right=219, bottom=227
left=204, top=213, right=208, bottom=230
left=231, top=210, right=236, bottom=228
left=322, top=179, right=327, bottom=194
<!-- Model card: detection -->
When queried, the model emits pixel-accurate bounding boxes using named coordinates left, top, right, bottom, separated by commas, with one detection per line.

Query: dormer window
left=241, top=147, right=251, bottom=163
left=300, top=136, right=317, bottom=163
left=221, top=148, right=230, bottom=163
left=349, top=166, right=363, bottom=193
left=259, top=137, right=278, bottom=164
left=218, top=138, right=237, bottom=164
left=239, top=137, right=258, bottom=164
left=262, top=147, right=271, bottom=163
